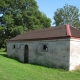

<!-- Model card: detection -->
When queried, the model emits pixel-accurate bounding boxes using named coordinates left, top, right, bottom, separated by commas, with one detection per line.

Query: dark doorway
left=24, top=45, right=29, bottom=63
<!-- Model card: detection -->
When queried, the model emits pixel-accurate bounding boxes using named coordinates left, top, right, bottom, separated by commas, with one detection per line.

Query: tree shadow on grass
left=0, top=53, right=24, bottom=63
left=0, top=53, right=7, bottom=57
left=0, top=54, right=14, bottom=61
left=0, top=48, right=6, bottom=52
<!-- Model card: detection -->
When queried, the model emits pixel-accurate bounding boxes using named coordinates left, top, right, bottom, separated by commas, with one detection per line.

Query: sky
left=36, top=0, right=80, bottom=25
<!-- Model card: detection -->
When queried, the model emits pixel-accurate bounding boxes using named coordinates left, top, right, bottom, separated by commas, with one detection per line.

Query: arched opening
left=24, top=45, right=29, bottom=63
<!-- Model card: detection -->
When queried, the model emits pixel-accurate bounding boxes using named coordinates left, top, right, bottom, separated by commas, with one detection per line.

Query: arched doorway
left=24, top=45, right=29, bottom=63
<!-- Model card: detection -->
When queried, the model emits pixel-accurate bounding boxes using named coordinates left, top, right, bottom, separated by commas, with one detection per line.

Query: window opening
left=43, top=45, right=48, bottom=50
left=13, top=45, right=15, bottom=49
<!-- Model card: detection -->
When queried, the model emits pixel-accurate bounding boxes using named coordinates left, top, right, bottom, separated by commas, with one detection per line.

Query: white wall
left=70, top=39, right=80, bottom=70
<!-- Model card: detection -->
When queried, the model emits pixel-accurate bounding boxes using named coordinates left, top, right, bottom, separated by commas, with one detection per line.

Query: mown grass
left=0, top=49, right=80, bottom=80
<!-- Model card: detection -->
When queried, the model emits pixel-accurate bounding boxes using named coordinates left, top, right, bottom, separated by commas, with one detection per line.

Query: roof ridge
left=66, top=24, right=72, bottom=36
left=24, top=26, right=65, bottom=34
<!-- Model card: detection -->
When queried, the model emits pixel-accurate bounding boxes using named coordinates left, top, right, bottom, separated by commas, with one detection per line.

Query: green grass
left=0, top=49, right=80, bottom=80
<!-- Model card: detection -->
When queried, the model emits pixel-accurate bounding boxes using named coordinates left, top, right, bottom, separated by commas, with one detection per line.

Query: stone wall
left=70, top=39, right=80, bottom=71
left=7, top=41, right=25, bottom=62
left=7, top=38, right=70, bottom=70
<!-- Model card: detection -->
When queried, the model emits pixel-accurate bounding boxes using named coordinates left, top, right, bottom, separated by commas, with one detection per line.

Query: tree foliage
left=53, top=4, right=80, bottom=27
left=0, top=0, right=51, bottom=48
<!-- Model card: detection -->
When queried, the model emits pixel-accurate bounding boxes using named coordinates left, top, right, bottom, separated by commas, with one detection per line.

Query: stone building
left=7, top=24, right=80, bottom=71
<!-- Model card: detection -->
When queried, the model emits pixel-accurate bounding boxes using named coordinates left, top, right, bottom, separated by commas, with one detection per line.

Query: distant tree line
left=53, top=4, right=80, bottom=27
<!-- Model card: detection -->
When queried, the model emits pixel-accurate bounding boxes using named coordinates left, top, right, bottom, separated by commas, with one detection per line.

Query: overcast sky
left=36, top=0, right=80, bottom=25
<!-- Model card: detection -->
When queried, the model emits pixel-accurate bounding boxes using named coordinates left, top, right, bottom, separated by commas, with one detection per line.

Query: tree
left=0, top=26, right=6, bottom=48
left=53, top=4, right=80, bottom=27
left=0, top=0, right=51, bottom=48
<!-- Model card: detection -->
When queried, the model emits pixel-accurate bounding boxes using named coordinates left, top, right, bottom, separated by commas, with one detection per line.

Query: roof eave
left=7, top=36, right=70, bottom=42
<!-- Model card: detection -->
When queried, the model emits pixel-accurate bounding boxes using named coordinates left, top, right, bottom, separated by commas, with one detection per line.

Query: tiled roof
left=8, top=24, right=80, bottom=41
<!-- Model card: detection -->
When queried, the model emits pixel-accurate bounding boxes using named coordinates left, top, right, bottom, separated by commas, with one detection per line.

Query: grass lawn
left=0, top=49, right=80, bottom=80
